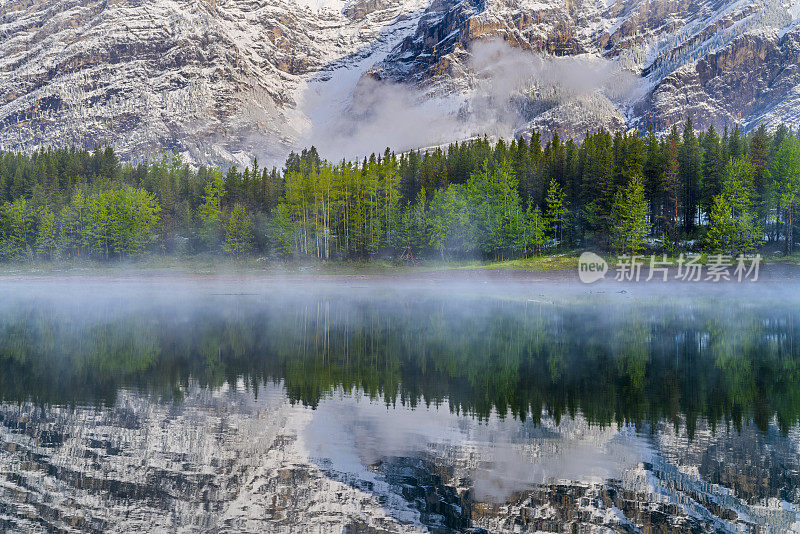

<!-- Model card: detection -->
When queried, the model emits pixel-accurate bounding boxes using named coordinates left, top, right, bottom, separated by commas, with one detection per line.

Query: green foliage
left=198, top=169, right=225, bottom=248
left=60, top=190, right=89, bottom=259
left=267, top=203, right=296, bottom=257
left=610, top=175, right=650, bottom=254
left=0, top=197, right=35, bottom=260
left=705, top=195, right=736, bottom=253
left=0, top=123, right=797, bottom=263
left=704, top=158, right=761, bottom=254
left=429, top=185, right=474, bottom=258
left=544, top=178, right=568, bottom=245
left=4, top=296, right=800, bottom=434
left=768, top=137, right=800, bottom=253
left=466, top=159, right=524, bottom=259
left=400, top=188, right=429, bottom=259
left=86, top=188, right=161, bottom=258
left=223, top=202, right=254, bottom=259
left=35, top=206, right=58, bottom=260
left=523, top=204, right=547, bottom=256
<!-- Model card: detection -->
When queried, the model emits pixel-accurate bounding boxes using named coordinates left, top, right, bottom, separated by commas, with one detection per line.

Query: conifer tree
left=770, top=138, right=800, bottom=253
left=429, top=185, right=472, bottom=259
left=544, top=178, right=567, bottom=246
left=704, top=158, right=760, bottom=254
left=610, top=175, right=650, bottom=254
left=662, top=128, right=680, bottom=249
left=0, top=197, right=35, bottom=260
left=750, top=125, right=770, bottom=228
left=527, top=204, right=546, bottom=256
left=198, top=169, right=225, bottom=249
left=700, top=125, right=724, bottom=218
left=679, top=118, right=700, bottom=231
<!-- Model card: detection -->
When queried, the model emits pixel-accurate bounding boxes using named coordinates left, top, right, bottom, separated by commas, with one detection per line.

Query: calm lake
left=1, top=277, right=799, bottom=533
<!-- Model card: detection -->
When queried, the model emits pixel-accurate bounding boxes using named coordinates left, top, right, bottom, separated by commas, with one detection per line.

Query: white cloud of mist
left=300, top=39, right=643, bottom=160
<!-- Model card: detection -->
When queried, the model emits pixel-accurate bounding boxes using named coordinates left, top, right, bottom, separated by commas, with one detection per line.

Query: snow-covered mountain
left=1, top=0, right=798, bottom=165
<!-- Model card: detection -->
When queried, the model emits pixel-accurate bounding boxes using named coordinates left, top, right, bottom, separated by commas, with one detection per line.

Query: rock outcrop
left=0, top=0, right=798, bottom=164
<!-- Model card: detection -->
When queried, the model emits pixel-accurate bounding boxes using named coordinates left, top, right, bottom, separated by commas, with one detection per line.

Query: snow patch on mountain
left=788, top=0, right=800, bottom=19
left=291, top=0, right=349, bottom=12
left=2, top=0, right=800, bottom=164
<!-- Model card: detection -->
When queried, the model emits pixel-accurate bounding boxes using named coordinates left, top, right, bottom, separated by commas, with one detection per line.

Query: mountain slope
left=0, top=0, right=430, bottom=164
left=0, top=0, right=798, bottom=164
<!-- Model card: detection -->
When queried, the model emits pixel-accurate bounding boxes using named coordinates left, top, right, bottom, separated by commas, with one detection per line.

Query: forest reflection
left=1, top=288, right=798, bottom=437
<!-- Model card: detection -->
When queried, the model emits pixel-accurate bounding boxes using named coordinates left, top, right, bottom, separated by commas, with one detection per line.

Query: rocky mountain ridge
left=0, top=0, right=798, bottom=165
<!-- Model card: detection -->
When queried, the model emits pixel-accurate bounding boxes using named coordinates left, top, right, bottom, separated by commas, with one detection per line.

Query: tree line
left=1, top=120, right=799, bottom=262
left=3, top=294, right=799, bottom=435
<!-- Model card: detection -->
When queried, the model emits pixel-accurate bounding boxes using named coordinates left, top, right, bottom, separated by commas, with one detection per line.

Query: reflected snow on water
left=1, top=278, right=799, bottom=532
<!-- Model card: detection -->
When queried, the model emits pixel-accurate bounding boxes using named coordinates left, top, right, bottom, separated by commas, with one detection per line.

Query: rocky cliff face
left=641, top=26, right=800, bottom=132
left=372, top=0, right=800, bottom=139
left=0, top=0, right=430, bottom=164
left=0, top=0, right=798, bottom=164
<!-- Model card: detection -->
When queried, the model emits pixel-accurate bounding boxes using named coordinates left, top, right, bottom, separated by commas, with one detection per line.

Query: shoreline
left=1, top=262, right=799, bottom=285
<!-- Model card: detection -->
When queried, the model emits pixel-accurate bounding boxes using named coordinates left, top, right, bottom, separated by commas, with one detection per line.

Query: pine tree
left=527, top=204, right=546, bottom=256
left=0, top=197, right=35, bottom=260
left=544, top=178, right=567, bottom=247
left=679, top=118, right=700, bottom=232
left=61, top=190, right=88, bottom=258
left=750, top=125, right=770, bottom=228
left=268, top=203, right=295, bottom=257
left=610, top=175, right=650, bottom=254
left=704, top=158, right=761, bottom=254
left=770, top=138, right=800, bottom=253
left=700, top=125, right=724, bottom=218
left=429, top=185, right=473, bottom=259
left=662, top=128, right=680, bottom=249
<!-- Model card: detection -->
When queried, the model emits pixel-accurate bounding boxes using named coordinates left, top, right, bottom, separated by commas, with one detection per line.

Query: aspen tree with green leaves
left=705, top=195, right=736, bottom=253
left=223, top=203, right=254, bottom=259
left=35, top=206, right=58, bottom=260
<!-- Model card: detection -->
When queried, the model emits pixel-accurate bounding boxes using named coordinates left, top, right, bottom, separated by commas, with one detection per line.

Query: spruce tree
left=679, top=118, right=700, bottom=232
left=198, top=169, right=225, bottom=249
left=610, top=175, right=650, bottom=254
left=544, top=178, right=567, bottom=246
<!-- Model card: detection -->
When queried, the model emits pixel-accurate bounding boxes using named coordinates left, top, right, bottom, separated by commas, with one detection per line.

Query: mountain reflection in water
left=0, top=279, right=799, bottom=533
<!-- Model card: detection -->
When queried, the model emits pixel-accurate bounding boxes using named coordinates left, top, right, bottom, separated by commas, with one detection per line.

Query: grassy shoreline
left=1, top=251, right=799, bottom=278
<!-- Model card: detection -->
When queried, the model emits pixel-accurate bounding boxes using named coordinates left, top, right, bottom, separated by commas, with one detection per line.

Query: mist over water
left=2, top=277, right=800, bottom=532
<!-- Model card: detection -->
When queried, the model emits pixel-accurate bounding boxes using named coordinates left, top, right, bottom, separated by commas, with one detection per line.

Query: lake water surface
left=1, top=277, right=799, bottom=533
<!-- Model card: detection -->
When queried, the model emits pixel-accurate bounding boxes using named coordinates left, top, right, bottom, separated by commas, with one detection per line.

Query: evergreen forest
left=1, top=120, right=799, bottom=263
